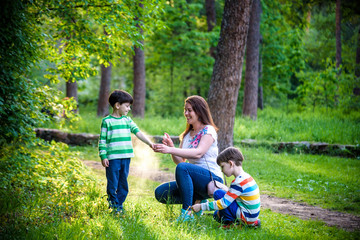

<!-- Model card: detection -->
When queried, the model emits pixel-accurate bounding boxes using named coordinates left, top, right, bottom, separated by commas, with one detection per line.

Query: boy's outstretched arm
left=135, top=131, right=154, bottom=149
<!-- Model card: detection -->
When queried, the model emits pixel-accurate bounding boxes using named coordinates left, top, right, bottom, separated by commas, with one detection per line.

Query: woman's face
left=184, top=102, right=199, bottom=125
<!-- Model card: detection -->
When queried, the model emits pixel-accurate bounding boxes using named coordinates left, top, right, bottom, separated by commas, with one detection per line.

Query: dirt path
left=83, top=160, right=360, bottom=232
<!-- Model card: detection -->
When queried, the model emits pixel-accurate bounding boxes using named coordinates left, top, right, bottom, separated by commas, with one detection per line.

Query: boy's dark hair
left=217, top=147, right=244, bottom=166
left=109, top=90, right=133, bottom=107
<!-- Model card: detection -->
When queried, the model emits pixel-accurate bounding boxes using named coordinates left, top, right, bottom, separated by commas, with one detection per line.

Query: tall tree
left=132, top=3, right=146, bottom=118
left=97, top=62, right=112, bottom=117
left=66, top=80, right=78, bottom=112
left=97, top=27, right=112, bottom=117
left=242, top=0, right=261, bottom=120
left=335, top=0, right=342, bottom=70
left=208, top=0, right=253, bottom=151
left=205, top=0, right=216, bottom=57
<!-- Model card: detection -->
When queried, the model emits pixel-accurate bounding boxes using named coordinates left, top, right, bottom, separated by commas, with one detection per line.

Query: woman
left=153, top=95, right=223, bottom=222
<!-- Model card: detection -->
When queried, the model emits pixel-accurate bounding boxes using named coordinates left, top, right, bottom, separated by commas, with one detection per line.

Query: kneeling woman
left=153, top=95, right=223, bottom=222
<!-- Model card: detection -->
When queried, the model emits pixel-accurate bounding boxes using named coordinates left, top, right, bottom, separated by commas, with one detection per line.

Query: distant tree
left=336, top=0, right=342, bottom=71
left=205, top=0, right=216, bottom=57
left=242, top=0, right=261, bottom=120
left=355, top=28, right=360, bottom=96
left=208, top=0, right=253, bottom=151
left=132, top=3, right=146, bottom=118
left=66, top=80, right=78, bottom=112
left=97, top=62, right=112, bottom=117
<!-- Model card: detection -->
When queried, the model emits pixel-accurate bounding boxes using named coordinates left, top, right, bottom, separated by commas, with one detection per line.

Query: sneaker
left=254, top=219, right=261, bottom=228
left=113, top=208, right=126, bottom=217
left=176, top=208, right=194, bottom=222
left=219, top=222, right=242, bottom=230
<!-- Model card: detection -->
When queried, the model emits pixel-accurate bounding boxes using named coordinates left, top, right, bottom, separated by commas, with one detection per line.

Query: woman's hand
left=153, top=143, right=172, bottom=154
left=162, top=132, right=174, bottom=147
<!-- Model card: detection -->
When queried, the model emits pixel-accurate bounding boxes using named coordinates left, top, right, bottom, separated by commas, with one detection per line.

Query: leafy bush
left=0, top=140, right=107, bottom=237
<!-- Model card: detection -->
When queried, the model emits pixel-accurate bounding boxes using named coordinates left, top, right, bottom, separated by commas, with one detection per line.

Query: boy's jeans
left=154, top=162, right=223, bottom=210
left=106, top=158, right=130, bottom=210
left=213, top=189, right=239, bottom=224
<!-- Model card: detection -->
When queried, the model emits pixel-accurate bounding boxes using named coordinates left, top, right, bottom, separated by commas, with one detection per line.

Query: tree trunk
left=66, top=80, right=78, bottom=113
left=132, top=3, right=146, bottom=118
left=354, top=27, right=360, bottom=96
left=205, top=0, right=216, bottom=57
left=97, top=63, right=112, bottom=117
left=207, top=0, right=253, bottom=151
left=133, top=42, right=146, bottom=118
left=242, top=0, right=261, bottom=120
left=336, top=0, right=342, bottom=70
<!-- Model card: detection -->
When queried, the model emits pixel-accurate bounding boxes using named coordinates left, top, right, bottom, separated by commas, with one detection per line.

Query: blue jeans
left=213, top=189, right=239, bottom=224
left=154, top=162, right=223, bottom=210
left=106, top=158, right=130, bottom=210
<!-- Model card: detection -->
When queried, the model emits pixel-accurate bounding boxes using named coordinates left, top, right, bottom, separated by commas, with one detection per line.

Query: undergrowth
left=1, top=142, right=359, bottom=239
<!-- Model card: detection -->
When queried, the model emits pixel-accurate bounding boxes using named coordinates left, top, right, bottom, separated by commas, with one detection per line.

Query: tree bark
left=97, top=62, right=112, bottom=117
left=205, top=0, right=216, bottom=57
left=133, top=42, right=146, bottom=118
left=66, top=80, right=78, bottom=113
left=242, top=0, right=261, bottom=120
left=354, top=27, right=360, bottom=96
left=336, top=0, right=342, bottom=70
left=132, top=4, right=146, bottom=118
left=207, top=0, right=253, bottom=151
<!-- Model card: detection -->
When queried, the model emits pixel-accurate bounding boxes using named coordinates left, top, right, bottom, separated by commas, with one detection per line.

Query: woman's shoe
left=176, top=208, right=194, bottom=222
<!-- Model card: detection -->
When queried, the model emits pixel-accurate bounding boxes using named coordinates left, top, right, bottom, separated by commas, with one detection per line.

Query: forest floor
left=84, top=160, right=360, bottom=232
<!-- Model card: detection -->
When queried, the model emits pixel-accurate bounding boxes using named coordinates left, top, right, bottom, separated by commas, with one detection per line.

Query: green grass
left=242, top=147, right=360, bottom=215
left=1, top=143, right=359, bottom=239
left=41, top=104, right=360, bottom=145
left=70, top=143, right=360, bottom=216
left=233, top=107, right=360, bottom=145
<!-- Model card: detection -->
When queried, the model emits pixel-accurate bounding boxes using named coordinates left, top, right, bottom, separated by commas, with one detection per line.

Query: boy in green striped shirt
left=99, top=90, right=154, bottom=214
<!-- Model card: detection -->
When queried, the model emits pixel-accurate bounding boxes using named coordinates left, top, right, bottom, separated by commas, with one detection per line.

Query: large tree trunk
left=207, top=0, right=253, bottom=151
left=132, top=3, right=146, bottom=118
left=97, top=63, right=112, bottom=117
left=66, top=80, right=78, bottom=113
left=242, top=0, right=261, bottom=120
left=205, top=0, right=216, bottom=57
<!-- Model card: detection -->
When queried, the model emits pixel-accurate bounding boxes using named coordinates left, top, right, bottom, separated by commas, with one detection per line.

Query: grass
left=23, top=104, right=359, bottom=238
left=41, top=104, right=360, bottom=145
left=233, top=107, right=360, bottom=145
left=1, top=142, right=359, bottom=239
left=70, top=144, right=360, bottom=216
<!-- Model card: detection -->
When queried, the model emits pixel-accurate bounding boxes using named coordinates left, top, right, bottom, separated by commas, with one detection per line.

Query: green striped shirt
left=98, top=115, right=140, bottom=160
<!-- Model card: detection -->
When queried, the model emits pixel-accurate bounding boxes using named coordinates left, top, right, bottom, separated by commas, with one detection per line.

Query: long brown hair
left=180, top=95, right=218, bottom=141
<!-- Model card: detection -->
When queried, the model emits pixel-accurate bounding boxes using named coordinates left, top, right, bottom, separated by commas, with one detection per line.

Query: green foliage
left=260, top=0, right=307, bottom=106
left=145, top=0, right=218, bottom=115
left=296, top=59, right=359, bottom=110
left=0, top=0, right=44, bottom=144
left=31, top=0, right=165, bottom=84
left=0, top=140, right=107, bottom=238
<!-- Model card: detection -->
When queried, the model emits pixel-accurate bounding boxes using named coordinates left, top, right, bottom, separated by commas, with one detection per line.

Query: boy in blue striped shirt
left=192, top=147, right=261, bottom=228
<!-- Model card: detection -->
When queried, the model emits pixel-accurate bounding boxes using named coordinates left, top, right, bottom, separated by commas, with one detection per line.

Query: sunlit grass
left=242, top=147, right=360, bottom=215
left=40, top=104, right=360, bottom=145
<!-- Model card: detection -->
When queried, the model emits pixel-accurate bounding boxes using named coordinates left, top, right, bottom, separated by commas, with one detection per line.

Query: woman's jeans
left=154, top=162, right=223, bottom=210
left=106, top=158, right=130, bottom=210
